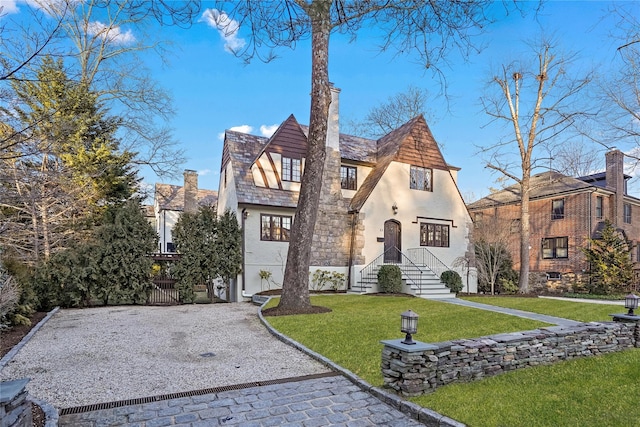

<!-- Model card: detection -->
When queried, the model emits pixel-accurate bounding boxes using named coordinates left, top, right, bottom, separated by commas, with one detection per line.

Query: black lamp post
left=625, top=293, right=639, bottom=316
left=401, top=310, right=419, bottom=345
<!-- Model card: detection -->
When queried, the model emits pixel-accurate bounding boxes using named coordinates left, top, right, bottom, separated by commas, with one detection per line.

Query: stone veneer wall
left=311, top=149, right=354, bottom=267
left=0, top=379, right=32, bottom=427
left=381, top=321, right=639, bottom=397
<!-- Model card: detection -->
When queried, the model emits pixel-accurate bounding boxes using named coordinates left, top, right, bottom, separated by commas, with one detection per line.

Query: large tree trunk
left=278, top=1, right=332, bottom=311
left=519, top=173, right=531, bottom=293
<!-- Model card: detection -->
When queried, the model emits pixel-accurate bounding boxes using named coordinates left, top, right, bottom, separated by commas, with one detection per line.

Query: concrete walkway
left=438, top=298, right=582, bottom=327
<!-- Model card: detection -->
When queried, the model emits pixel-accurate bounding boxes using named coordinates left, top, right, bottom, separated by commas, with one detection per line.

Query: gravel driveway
left=0, top=303, right=329, bottom=409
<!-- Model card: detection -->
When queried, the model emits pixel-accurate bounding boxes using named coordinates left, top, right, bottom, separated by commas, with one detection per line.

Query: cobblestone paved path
left=58, top=374, right=424, bottom=426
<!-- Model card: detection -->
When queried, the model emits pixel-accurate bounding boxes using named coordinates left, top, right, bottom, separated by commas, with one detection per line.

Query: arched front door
left=383, top=220, right=401, bottom=263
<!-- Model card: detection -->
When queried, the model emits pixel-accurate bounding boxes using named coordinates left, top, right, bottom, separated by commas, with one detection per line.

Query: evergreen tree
left=172, top=206, right=219, bottom=303
left=581, top=220, right=635, bottom=295
left=93, top=199, right=157, bottom=305
left=216, top=210, right=243, bottom=293
left=0, top=56, right=137, bottom=264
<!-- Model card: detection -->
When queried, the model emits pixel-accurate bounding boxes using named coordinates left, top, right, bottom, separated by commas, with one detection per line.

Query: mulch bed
left=1, top=312, right=49, bottom=427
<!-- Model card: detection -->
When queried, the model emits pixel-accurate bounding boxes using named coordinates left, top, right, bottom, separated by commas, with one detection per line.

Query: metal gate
left=149, top=254, right=182, bottom=305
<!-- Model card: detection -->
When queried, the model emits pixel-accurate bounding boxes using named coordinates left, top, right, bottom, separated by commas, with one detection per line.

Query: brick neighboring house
left=216, top=85, right=476, bottom=302
left=467, top=149, right=640, bottom=291
left=154, top=170, right=218, bottom=253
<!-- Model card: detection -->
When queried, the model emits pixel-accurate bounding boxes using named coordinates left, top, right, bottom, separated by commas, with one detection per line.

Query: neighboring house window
left=410, top=166, right=432, bottom=191
left=340, top=165, right=357, bottom=190
left=551, top=199, right=565, bottom=220
left=282, top=157, right=301, bottom=182
left=261, top=214, right=292, bottom=241
left=473, top=212, right=483, bottom=223
left=636, top=244, right=640, bottom=263
left=420, top=223, right=449, bottom=247
left=595, top=196, right=603, bottom=220
left=624, top=203, right=632, bottom=224
left=510, top=219, right=520, bottom=233
left=547, top=272, right=562, bottom=281
left=166, top=242, right=175, bottom=252
left=541, top=237, right=568, bottom=259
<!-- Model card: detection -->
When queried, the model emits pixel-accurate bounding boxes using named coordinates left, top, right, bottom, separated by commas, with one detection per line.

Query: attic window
left=282, top=157, right=301, bottom=182
left=410, top=166, right=432, bottom=192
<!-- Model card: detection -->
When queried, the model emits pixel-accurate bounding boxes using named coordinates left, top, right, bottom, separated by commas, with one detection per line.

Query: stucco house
left=467, top=149, right=640, bottom=292
left=154, top=170, right=218, bottom=253
left=217, top=86, right=476, bottom=302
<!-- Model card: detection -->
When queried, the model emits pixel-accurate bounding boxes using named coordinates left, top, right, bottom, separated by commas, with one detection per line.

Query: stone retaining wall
left=1, top=379, right=32, bottom=427
left=381, top=321, right=639, bottom=397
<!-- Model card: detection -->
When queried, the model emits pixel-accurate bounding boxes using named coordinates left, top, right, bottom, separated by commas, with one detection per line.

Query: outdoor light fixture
left=625, top=293, right=639, bottom=316
left=392, top=202, right=398, bottom=214
left=400, top=310, right=419, bottom=345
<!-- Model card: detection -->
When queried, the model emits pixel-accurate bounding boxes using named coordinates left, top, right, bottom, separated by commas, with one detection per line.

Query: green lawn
left=263, top=294, right=640, bottom=427
left=263, top=295, right=549, bottom=385
left=461, top=296, right=623, bottom=323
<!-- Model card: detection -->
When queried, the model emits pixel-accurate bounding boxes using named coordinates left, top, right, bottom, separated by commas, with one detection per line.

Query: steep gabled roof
left=224, top=130, right=300, bottom=208
left=349, top=115, right=447, bottom=211
left=467, top=171, right=603, bottom=210
left=155, top=184, right=218, bottom=211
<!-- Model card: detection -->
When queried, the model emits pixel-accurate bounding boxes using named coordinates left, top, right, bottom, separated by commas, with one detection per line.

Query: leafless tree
left=2, top=0, right=201, bottom=177
left=599, top=3, right=640, bottom=162
left=553, top=140, right=602, bottom=177
left=479, top=38, right=594, bottom=293
left=473, top=214, right=516, bottom=295
left=213, top=0, right=537, bottom=312
left=344, top=85, right=435, bottom=139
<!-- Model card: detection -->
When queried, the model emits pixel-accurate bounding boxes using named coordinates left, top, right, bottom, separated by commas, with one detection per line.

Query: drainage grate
left=59, top=371, right=340, bottom=416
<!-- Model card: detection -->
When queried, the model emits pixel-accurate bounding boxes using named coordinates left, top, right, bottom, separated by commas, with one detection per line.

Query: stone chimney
left=183, top=170, right=198, bottom=213
left=605, top=149, right=625, bottom=225
left=326, top=84, right=340, bottom=151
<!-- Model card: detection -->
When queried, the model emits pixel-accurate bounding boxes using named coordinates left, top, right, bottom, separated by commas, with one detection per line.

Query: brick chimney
left=605, top=149, right=625, bottom=225
left=183, top=170, right=198, bottom=213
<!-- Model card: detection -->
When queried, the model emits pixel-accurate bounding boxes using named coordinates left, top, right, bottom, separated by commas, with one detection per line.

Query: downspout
left=241, top=208, right=250, bottom=298
left=347, top=210, right=358, bottom=290
left=162, top=210, right=166, bottom=252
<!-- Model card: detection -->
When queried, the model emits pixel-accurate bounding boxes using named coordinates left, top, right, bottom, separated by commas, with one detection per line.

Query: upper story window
left=340, top=165, right=357, bottom=190
left=596, top=196, right=603, bottom=220
left=420, top=223, right=449, bottom=247
left=261, top=214, right=292, bottom=242
left=551, top=199, right=565, bottom=220
left=410, top=166, right=432, bottom=191
left=473, top=212, right=483, bottom=223
left=542, top=237, right=568, bottom=259
left=624, top=203, right=632, bottom=224
left=282, top=157, right=301, bottom=182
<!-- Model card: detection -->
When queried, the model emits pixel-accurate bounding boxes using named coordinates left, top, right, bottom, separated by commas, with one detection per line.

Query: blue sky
left=5, top=1, right=635, bottom=202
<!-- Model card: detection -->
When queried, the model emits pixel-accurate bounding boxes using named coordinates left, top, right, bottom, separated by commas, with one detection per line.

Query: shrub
left=311, top=270, right=346, bottom=291
left=378, top=265, right=403, bottom=293
left=441, top=270, right=463, bottom=293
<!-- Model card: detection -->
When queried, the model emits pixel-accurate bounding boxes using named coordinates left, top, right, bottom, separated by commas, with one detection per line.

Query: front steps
left=353, top=263, right=454, bottom=299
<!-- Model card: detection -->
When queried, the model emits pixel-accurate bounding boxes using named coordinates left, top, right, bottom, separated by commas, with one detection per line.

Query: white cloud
left=87, top=21, right=135, bottom=45
left=198, top=169, right=212, bottom=176
left=218, top=124, right=253, bottom=141
left=260, top=124, right=279, bottom=137
left=200, top=8, right=246, bottom=54
left=1, top=1, right=19, bottom=15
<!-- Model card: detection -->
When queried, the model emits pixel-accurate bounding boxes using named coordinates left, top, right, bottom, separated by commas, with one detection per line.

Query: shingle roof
left=349, top=117, right=421, bottom=211
left=155, top=183, right=218, bottom=211
left=225, top=130, right=301, bottom=208
left=467, top=171, right=602, bottom=209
